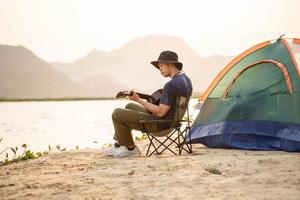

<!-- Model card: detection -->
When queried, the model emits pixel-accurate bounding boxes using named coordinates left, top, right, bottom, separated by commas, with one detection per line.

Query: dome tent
left=188, top=37, right=300, bottom=152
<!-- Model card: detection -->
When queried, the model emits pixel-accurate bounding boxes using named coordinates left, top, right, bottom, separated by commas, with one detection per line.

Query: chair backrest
left=172, top=96, right=190, bottom=127
left=151, top=96, right=190, bottom=137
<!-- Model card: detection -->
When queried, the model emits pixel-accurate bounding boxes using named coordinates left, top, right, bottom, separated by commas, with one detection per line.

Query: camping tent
left=189, top=38, right=300, bottom=152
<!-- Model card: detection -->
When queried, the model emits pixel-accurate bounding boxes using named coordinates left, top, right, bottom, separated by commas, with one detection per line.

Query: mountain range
left=0, top=35, right=233, bottom=98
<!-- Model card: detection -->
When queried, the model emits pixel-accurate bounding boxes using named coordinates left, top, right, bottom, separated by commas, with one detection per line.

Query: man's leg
left=112, top=108, right=157, bottom=147
left=125, top=103, right=147, bottom=113
left=113, top=103, right=147, bottom=143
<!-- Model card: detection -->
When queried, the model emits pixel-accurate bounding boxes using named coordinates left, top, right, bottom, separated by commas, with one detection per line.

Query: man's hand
left=129, top=90, right=170, bottom=117
left=129, top=90, right=140, bottom=102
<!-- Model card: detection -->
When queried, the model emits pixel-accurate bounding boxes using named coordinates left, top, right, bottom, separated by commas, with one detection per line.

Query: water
left=0, top=99, right=199, bottom=160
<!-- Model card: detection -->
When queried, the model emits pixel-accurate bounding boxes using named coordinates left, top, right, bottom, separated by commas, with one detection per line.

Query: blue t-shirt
left=155, top=72, right=193, bottom=130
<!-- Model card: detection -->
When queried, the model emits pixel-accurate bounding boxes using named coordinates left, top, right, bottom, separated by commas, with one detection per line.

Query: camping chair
left=140, top=96, right=193, bottom=156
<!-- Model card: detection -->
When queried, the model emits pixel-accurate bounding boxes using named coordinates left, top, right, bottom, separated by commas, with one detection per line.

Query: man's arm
left=129, top=91, right=170, bottom=117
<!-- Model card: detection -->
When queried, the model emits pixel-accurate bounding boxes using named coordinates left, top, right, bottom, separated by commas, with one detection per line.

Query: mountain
left=0, top=45, right=86, bottom=98
left=0, top=35, right=233, bottom=99
left=52, top=35, right=233, bottom=94
left=81, top=73, right=127, bottom=96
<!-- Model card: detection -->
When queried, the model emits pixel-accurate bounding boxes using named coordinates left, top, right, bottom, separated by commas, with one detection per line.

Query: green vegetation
left=205, top=166, right=222, bottom=175
left=135, top=133, right=148, bottom=141
left=0, top=142, right=47, bottom=166
left=0, top=138, right=67, bottom=166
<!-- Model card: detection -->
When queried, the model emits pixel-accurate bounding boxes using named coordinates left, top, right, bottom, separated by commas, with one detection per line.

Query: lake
left=0, top=99, right=199, bottom=159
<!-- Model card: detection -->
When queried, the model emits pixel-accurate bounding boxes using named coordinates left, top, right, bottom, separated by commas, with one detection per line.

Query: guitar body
left=116, top=89, right=163, bottom=105
left=148, top=89, right=163, bottom=105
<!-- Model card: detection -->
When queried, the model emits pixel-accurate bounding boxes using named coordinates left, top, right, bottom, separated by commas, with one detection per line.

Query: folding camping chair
left=140, top=96, right=193, bottom=156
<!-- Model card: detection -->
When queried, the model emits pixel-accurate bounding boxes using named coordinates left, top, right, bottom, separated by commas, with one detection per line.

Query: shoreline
left=0, top=92, right=203, bottom=102
left=0, top=97, right=119, bottom=102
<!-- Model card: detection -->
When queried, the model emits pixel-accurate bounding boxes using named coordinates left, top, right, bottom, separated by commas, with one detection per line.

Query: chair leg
left=178, top=130, right=182, bottom=155
left=178, top=128, right=193, bottom=154
left=152, top=129, right=191, bottom=156
left=148, top=134, right=178, bottom=156
left=187, top=126, right=193, bottom=153
left=178, top=130, right=184, bottom=155
left=145, top=134, right=153, bottom=156
left=145, top=132, right=160, bottom=156
left=154, top=131, right=176, bottom=153
left=145, top=132, right=176, bottom=156
left=146, top=130, right=179, bottom=156
left=144, top=128, right=193, bottom=157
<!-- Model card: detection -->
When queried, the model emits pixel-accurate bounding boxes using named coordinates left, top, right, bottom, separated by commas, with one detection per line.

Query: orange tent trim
left=199, top=40, right=271, bottom=102
left=281, top=39, right=300, bottom=78
left=293, top=38, right=300, bottom=44
left=222, top=59, right=293, bottom=98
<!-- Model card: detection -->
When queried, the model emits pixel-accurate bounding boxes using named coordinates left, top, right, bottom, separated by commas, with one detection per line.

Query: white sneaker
left=104, top=145, right=120, bottom=156
left=112, top=146, right=141, bottom=158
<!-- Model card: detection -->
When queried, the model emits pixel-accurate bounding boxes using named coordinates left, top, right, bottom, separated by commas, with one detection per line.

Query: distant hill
left=52, top=35, right=233, bottom=94
left=0, top=35, right=233, bottom=98
left=81, top=73, right=127, bottom=97
left=0, top=45, right=86, bottom=98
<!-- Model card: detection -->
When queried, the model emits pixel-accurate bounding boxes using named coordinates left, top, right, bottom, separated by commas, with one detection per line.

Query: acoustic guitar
left=116, top=89, right=163, bottom=105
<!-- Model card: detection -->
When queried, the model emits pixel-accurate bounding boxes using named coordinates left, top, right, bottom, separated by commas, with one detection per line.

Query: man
left=106, top=50, right=193, bottom=157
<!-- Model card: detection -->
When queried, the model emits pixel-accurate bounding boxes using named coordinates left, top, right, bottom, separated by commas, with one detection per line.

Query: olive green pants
left=112, top=103, right=158, bottom=146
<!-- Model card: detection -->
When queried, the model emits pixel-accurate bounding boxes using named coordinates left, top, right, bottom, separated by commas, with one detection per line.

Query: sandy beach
left=1, top=141, right=300, bottom=200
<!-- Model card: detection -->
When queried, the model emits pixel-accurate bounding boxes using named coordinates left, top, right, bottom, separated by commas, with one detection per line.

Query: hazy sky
left=1, top=0, right=300, bottom=62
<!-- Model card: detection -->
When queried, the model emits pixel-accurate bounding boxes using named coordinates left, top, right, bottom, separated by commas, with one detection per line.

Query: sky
left=1, top=0, right=300, bottom=62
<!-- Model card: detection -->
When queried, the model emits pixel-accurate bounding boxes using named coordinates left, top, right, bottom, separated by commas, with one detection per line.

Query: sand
left=1, top=141, right=300, bottom=200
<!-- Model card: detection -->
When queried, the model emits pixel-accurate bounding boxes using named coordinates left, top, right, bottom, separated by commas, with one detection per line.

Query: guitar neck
left=136, top=92, right=151, bottom=100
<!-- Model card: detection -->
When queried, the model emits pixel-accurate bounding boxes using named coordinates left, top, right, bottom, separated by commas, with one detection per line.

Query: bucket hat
left=151, top=50, right=183, bottom=70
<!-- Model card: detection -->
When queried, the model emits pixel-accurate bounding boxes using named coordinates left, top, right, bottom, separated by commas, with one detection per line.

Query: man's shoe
left=113, top=146, right=141, bottom=158
left=104, top=145, right=120, bottom=156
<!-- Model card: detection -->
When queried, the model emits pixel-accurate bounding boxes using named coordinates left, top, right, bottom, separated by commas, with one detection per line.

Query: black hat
left=151, top=50, right=183, bottom=70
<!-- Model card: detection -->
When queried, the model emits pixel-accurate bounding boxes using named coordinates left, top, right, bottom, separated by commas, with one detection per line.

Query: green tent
left=189, top=38, right=300, bottom=151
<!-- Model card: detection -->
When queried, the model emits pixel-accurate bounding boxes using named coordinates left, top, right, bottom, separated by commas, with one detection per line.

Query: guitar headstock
left=116, top=91, right=132, bottom=98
